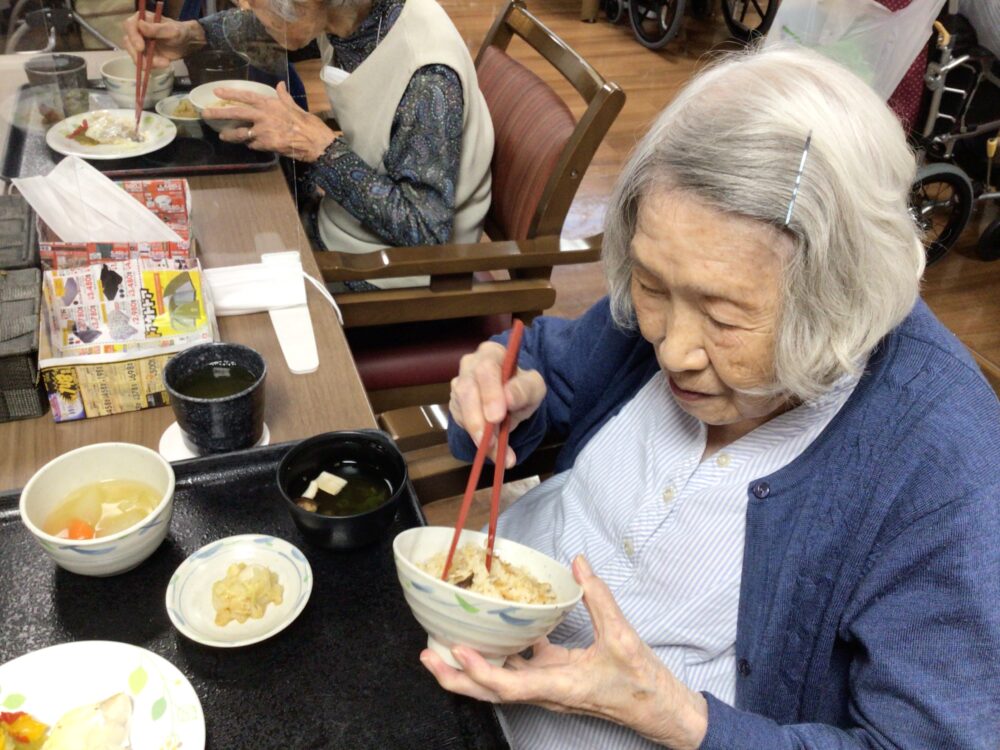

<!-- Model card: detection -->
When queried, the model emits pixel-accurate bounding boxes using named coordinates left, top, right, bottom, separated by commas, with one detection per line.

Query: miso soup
left=176, top=363, right=258, bottom=399
left=302, top=462, right=391, bottom=516
left=43, top=479, right=160, bottom=539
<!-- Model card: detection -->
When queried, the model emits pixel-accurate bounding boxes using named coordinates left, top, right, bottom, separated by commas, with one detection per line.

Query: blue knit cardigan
left=448, top=298, right=1000, bottom=749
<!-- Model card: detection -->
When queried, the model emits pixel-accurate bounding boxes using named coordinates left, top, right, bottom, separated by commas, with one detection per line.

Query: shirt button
left=715, top=453, right=732, bottom=468
left=662, top=486, right=675, bottom=504
left=737, top=658, right=752, bottom=677
left=623, top=539, right=634, bottom=558
left=752, top=481, right=770, bottom=499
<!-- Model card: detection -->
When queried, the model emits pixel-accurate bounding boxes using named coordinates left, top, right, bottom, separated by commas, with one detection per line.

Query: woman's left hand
left=206, top=82, right=337, bottom=162
left=420, top=556, right=710, bottom=750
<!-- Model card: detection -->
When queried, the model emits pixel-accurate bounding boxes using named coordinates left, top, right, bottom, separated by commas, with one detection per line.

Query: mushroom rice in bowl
left=393, top=526, right=582, bottom=668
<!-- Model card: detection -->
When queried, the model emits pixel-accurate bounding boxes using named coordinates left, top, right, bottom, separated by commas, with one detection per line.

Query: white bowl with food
left=393, top=526, right=583, bottom=668
left=187, top=79, right=277, bottom=132
left=100, top=55, right=175, bottom=108
left=19, top=442, right=175, bottom=576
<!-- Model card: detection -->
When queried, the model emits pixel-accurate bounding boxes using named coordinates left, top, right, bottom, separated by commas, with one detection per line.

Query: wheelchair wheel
left=720, top=0, right=779, bottom=43
left=604, top=0, right=627, bottom=24
left=910, top=163, right=975, bottom=265
left=629, top=0, right=685, bottom=50
left=689, top=0, right=712, bottom=19
left=978, top=216, right=1000, bottom=262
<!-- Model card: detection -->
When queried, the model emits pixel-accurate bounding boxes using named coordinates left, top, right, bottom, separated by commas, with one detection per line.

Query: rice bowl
left=393, top=526, right=582, bottom=668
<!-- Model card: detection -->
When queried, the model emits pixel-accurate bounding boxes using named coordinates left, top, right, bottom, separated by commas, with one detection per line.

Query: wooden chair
left=313, top=0, right=625, bottom=414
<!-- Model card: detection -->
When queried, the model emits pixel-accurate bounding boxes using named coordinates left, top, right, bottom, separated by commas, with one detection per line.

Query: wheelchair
left=908, top=4, right=1000, bottom=262
left=602, top=0, right=779, bottom=50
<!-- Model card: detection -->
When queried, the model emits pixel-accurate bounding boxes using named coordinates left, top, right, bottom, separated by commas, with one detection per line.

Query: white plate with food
left=166, top=534, right=312, bottom=648
left=45, top=109, right=176, bottom=160
left=0, top=640, right=205, bottom=750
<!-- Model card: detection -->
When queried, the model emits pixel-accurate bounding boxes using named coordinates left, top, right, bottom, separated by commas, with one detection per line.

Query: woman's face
left=630, top=189, right=791, bottom=431
left=247, top=0, right=326, bottom=49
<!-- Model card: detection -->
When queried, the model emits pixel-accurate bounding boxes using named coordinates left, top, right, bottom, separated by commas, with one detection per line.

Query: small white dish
left=46, top=109, right=176, bottom=160
left=155, top=94, right=200, bottom=121
left=158, top=421, right=270, bottom=461
left=166, top=534, right=312, bottom=648
left=0, top=640, right=205, bottom=749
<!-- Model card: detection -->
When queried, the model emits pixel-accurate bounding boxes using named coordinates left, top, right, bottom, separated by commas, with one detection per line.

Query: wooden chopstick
left=133, top=1, right=146, bottom=135
left=135, top=1, right=164, bottom=137
left=441, top=319, right=525, bottom=581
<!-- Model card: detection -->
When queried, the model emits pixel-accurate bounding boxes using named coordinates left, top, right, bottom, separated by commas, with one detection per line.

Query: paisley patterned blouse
left=199, top=0, right=464, bottom=247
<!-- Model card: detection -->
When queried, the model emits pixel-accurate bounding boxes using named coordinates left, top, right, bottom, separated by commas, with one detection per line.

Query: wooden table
left=0, top=52, right=376, bottom=492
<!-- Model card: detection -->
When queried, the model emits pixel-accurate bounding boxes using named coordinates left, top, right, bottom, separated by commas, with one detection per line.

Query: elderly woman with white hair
left=426, top=46, right=1000, bottom=749
left=123, top=0, right=492, bottom=289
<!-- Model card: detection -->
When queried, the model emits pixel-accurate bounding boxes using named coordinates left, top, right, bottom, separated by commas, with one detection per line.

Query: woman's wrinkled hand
left=449, top=339, right=546, bottom=468
left=420, top=556, right=709, bottom=750
left=122, top=14, right=205, bottom=69
left=209, top=82, right=336, bottom=162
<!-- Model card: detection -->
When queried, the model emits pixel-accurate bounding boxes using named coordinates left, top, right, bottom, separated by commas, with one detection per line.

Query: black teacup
left=164, top=342, right=266, bottom=455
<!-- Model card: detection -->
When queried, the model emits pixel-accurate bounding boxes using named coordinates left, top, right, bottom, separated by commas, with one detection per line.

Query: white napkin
left=202, top=251, right=307, bottom=316
left=13, top=156, right=181, bottom=243
left=203, top=251, right=322, bottom=375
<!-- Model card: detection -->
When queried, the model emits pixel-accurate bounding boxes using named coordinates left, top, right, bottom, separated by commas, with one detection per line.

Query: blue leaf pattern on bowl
left=138, top=517, right=166, bottom=536
left=67, top=544, right=118, bottom=556
left=193, top=541, right=222, bottom=559
left=496, top=609, right=535, bottom=627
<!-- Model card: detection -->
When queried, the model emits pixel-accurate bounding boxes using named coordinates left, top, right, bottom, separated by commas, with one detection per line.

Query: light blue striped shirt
left=493, top=371, right=857, bottom=749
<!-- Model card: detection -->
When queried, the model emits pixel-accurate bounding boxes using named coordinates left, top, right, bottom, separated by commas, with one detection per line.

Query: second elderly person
left=124, top=0, right=493, bottom=288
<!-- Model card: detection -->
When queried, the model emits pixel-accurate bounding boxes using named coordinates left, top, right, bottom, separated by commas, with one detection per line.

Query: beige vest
left=317, top=0, right=494, bottom=289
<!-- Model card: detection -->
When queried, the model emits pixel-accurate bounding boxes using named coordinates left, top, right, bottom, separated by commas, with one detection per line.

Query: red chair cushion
left=476, top=45, right=576, bottom=240
left=348, top=313, right=512, bottom=392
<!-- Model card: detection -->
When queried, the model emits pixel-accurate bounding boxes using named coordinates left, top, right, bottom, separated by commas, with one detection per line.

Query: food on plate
left=1, top=711, right=48, bottom=750
left=419, top=543, right=556, bottom=604
left=171, top=98, right=198, bottom=118
left=212, top=562, right=283, bottom=626
left=65, top=111, right=144, bottom=146
left=294, top=465, right=390, bottom=516
left=43, top=693, right=132, bottom=750
left=42, top=479, right=160, bottom=540
left=1, top=694, right=132, bottom=750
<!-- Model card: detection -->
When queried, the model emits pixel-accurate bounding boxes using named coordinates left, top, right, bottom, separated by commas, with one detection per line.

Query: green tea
left=177, top=363, right=258, bottom=398
left=310, top=461, right=391, bottom=516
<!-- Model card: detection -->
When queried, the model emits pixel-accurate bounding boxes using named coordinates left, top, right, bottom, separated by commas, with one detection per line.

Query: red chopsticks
left=134, top=1, right=164, bottom=137
left=441, top=319, right=525, bottom=580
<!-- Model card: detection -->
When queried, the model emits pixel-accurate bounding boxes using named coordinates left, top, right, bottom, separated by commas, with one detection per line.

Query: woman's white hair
left=269, top=0, right=368, bottom=22
left=603, top=45, right=925, bottom=402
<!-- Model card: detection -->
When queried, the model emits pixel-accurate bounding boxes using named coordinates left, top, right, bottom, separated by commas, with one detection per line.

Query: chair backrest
left=475, top=1, right=625, bottom=242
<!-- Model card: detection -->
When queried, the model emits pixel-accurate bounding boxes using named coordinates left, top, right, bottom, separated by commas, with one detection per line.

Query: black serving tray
left=1, top=79, right=278, bottom=180
left=0, top=440, right=511, bottom=750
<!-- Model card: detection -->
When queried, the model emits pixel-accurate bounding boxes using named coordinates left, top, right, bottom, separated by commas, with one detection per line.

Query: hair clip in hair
left=784, top=131, right=813, bottom=228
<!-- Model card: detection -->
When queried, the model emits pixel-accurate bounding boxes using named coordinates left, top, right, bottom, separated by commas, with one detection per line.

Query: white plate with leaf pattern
left=0, top=640, right=205, bottom=750
left=45, top=108, right=176, bottom=160
left=165, top=534, right=313, bottom=648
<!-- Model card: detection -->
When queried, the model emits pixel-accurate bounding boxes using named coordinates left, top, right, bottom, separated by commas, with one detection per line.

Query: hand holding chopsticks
left=441, top=320, right=525, bottom=580
left=133, top=0, right=164, bottom=139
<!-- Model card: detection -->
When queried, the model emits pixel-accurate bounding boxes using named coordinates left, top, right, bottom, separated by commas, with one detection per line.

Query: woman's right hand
left=122, top=14, right=205, bottom=69
left=449, top=341, right=546, bottom=468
